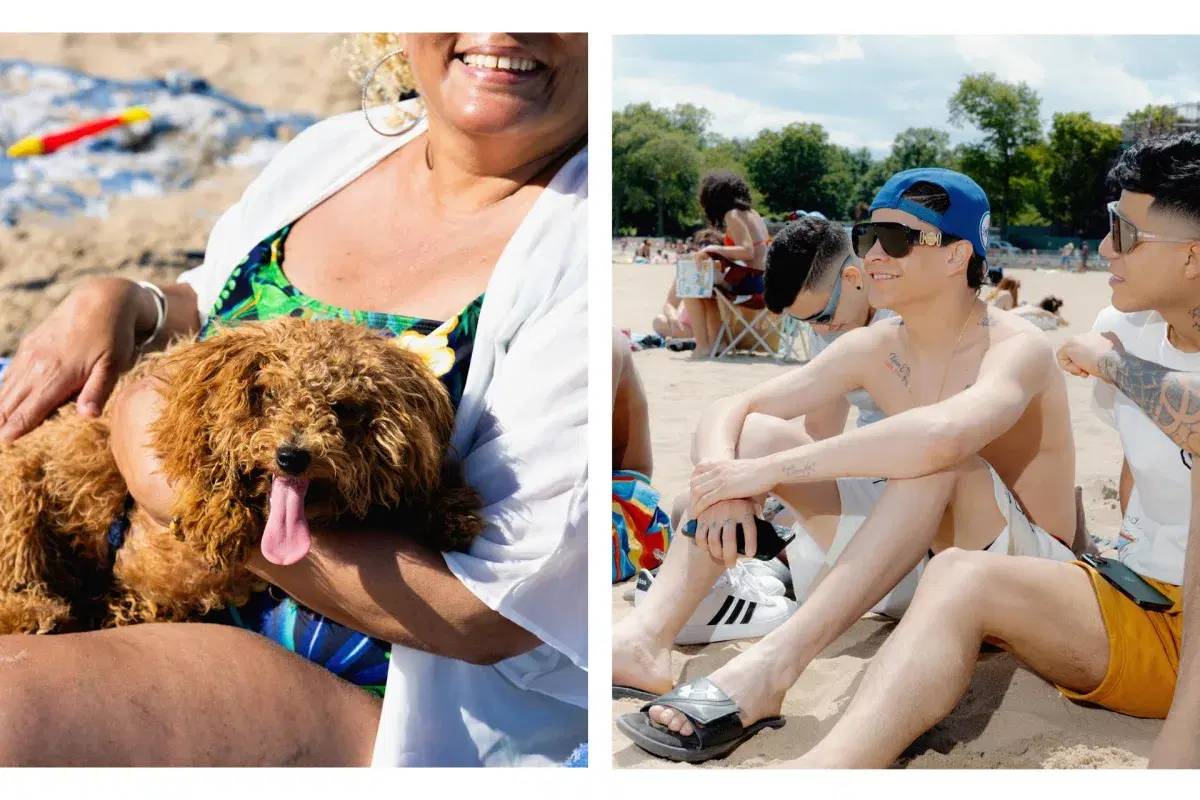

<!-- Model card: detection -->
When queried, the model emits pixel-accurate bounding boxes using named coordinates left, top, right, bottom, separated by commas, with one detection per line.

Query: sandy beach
left=612, top=260, right=1162, bottom=768
left=0, top=33, right=358, bottom=356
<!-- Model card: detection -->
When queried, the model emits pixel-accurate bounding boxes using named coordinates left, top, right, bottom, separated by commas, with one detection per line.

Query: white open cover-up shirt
left=178, top=105, right=588, bottom=767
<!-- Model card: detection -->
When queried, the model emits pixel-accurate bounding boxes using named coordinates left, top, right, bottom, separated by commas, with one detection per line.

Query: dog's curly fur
left=0, top=317, right=484, bottom=634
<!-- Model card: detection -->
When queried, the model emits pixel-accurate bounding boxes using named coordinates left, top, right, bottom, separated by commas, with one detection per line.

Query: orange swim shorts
left=1056, top=561, right=1183, bottom=718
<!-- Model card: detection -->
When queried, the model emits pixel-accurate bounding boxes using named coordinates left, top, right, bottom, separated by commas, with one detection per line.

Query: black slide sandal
left=612, top=685, right=659, bottom=702
left=615, top=677, right=785, bottom=763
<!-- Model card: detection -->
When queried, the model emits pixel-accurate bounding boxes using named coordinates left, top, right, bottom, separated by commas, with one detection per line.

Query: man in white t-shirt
left=780, top=132, right=1200, bottom=768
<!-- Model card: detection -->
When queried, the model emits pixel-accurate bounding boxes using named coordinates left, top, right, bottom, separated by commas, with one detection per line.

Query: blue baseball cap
left=869, top=168, right=991, bottom=265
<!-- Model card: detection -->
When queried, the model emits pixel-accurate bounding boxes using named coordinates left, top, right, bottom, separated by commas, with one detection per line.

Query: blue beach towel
left=564, top=743, right=587, bottom=767
left=0, top=60, right=319, bottom=227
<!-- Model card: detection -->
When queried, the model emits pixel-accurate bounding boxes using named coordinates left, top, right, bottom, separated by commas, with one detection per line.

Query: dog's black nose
left=276, top=445, right=311, bottom=476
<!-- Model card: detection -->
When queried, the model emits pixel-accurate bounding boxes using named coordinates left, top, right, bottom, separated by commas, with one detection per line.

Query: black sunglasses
left=852, top=221, right=963, bottom=259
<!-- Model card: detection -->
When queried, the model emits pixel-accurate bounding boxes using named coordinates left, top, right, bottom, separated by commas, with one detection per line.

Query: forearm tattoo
left=1099, top=349, right=1200, bottom=454
left=782, top=460, right=816, bottom=479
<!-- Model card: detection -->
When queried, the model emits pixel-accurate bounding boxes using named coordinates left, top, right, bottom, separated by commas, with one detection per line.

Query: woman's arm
left=0, top=278, right=199, bottom=442
left=245, top=533, right=541, bottom=666
left=701, top=211, right=755, bottom=263
left=108, top=377, right=540, bottom=666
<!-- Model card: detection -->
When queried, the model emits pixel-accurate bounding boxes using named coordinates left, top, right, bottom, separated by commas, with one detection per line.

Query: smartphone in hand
left=681, top=517, right=795, bottom=561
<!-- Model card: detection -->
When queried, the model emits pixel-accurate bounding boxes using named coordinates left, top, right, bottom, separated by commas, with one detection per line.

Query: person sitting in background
left=1007, top=294, right=1070, bottom=332
left=683, top=170, right=771, bottom=356
left=652, top=229, right=723, bottom=341
left=986, top=276, right=1020, bottom=310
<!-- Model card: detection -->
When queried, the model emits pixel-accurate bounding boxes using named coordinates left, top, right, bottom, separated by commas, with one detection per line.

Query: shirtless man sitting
left=613, top=168, right=1079, bottom=762
left=786, top=132, right=1200, bottom=769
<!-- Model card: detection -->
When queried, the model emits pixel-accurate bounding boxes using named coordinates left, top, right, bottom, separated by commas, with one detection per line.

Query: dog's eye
left=332, top=401, right=366, bottom=425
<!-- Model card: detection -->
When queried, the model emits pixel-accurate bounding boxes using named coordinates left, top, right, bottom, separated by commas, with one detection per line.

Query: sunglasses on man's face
left=851, top=221, right=963, bottom=260
left=1107, top=201, right=1199, bottom=255
left=786, top=255, right=853, bottom=325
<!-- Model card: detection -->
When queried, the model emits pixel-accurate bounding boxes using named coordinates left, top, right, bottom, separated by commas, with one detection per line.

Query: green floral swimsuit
left=200, top=224, right=483, bottom=697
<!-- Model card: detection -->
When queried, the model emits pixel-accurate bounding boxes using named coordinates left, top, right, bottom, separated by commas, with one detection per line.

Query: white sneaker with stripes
left=633, top=563, right=798, bottom=645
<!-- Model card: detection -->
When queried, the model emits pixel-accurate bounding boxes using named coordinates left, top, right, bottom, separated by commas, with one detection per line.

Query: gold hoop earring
left=361, top=47, right=425, bottom=137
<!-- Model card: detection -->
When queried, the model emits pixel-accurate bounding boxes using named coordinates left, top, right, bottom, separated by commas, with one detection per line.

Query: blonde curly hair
left=340, top=33, right=423, bottom=129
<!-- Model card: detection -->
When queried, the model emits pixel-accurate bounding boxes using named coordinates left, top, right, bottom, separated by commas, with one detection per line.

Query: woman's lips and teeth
left=1109, top=272, right=1126, bottom=287
left=454, top=51, right=546, bottom=84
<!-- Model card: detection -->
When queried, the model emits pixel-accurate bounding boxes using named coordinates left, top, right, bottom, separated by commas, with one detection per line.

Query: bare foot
left=648, top=651, right=789, bottom=736
left=612, top=627, right=674, bottom=696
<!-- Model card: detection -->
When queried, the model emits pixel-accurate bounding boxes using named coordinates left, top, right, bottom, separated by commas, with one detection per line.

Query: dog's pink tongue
left=262, top=476, right=312, bottom=565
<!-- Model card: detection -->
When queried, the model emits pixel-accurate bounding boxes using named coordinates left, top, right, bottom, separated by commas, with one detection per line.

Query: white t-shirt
left=1092, top=306, right=1196, bottom=585
left=178, top=106, right=587, bottom=766
left=807, top=308, right=898, bottom=427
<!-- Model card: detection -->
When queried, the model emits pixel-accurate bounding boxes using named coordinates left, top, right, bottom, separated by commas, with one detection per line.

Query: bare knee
left=734, top=413, right=808, bottom=460
left=887, top=456, right=989, bottom=505
left=918, top=547, right=994, bottom=605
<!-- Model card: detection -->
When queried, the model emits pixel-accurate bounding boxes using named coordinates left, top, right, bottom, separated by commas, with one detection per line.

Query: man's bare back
left=854, top=305, right=1077, bottom=544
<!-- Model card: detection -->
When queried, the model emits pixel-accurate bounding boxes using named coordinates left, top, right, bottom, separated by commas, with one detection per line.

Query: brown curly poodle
left=0, top=317, right=484, bottom=634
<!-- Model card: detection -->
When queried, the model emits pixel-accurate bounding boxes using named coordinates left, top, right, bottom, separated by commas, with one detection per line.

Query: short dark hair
left=764, top=216, right=850, bottom=313
left=1038, top=295, right=1064, bottom=314
left=697, top=169, right=753, bottom=228
left=691, top=228, right=725, bottom=247
left=1108, top=132, right=1200, bottom=230
left=900, top=180, right=987, bottom=290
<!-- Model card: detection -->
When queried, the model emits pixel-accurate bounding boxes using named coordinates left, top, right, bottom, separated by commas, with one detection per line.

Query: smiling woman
left=0, top=32, right=587, bottom=768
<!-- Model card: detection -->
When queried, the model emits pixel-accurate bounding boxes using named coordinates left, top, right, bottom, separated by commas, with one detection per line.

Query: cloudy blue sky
left=613, top=36, right=1200, bottom=156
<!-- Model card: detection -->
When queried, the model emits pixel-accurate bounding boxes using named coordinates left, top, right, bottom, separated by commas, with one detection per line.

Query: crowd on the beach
left=612, top=132, right=1200, bottom=768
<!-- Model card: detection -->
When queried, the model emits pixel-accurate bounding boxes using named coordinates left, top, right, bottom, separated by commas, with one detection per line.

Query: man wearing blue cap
left=773, top=134, right=1200, bottom=769
left=615, top=168, right=1081, bottom=763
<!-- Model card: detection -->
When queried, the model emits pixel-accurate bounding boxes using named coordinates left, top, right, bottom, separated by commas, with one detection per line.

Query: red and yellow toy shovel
left=6, top=107, right=153, bottom=158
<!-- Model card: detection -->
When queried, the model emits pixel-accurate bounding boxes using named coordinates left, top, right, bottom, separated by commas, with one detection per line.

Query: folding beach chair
left=709, top=266, right=809, bottom=363
left=674, top=256, right=809, bottom=363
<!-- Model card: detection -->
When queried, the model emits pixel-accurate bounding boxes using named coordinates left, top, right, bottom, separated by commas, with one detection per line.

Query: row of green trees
left=613, top=72, right=1184, bottom=240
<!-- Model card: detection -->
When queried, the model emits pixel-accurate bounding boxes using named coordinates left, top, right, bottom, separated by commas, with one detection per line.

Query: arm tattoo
left=885, top=352, right=911, bottom=387
left=1099, top=349, right=1200, bottom=453
left=782, top=460, right=816, bottom=478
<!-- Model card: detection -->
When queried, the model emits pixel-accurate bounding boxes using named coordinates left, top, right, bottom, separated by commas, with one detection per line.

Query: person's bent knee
left=920, top=547, right=993, bottom=596
left=735, top=413, right=803, bottom=460
left=887, top=456, right=985, bottom=496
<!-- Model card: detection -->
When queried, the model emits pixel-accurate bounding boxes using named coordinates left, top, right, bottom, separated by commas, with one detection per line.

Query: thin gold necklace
left=934, top=300, right=978, bottom=402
